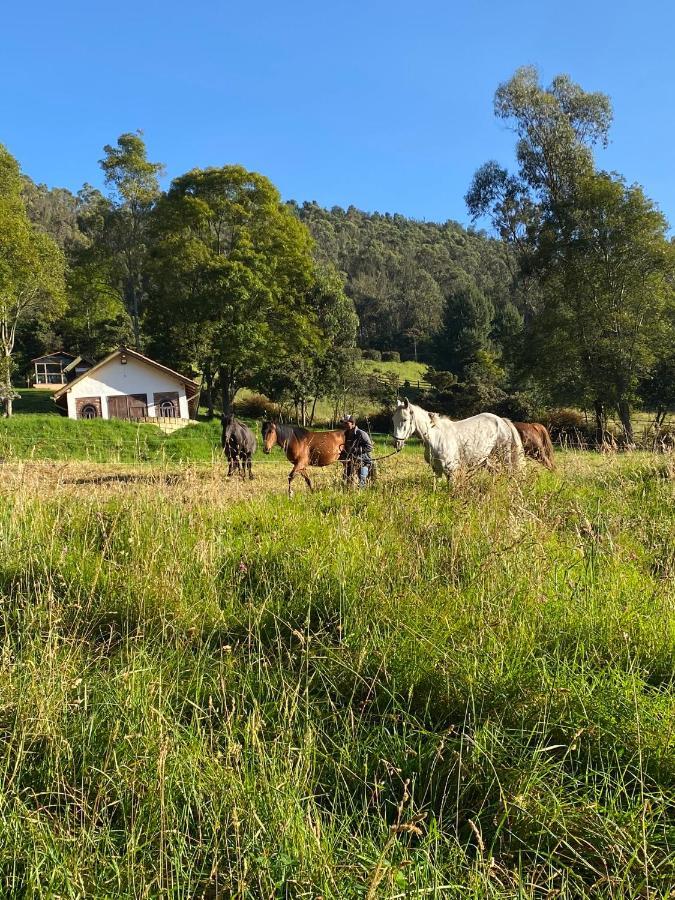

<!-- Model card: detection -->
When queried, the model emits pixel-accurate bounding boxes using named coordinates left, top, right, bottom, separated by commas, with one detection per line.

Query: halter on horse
left=392, top=398, right=524, bottom=482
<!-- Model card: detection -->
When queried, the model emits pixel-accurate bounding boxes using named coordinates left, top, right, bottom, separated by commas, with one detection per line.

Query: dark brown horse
left=221, top=414, right=257, bottom=480
left=513, top=422, right=556, bottom=470
left=262, top=422, right=346, bottom=496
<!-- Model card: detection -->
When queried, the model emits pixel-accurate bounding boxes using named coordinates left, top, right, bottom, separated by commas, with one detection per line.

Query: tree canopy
left=0, top=145, right=65, bottom=414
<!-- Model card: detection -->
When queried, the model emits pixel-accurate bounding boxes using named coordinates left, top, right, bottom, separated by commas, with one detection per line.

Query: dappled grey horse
left=221, top=414, right=257, bottom=480
left=392, top=398, right=524, bottom=482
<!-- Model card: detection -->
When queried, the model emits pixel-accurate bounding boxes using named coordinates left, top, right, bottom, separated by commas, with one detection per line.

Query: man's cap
left=341, top=414, right=355, bottom=424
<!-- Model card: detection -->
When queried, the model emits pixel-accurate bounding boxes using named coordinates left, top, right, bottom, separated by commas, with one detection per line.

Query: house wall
left=65, top=356, right=190, bottom=420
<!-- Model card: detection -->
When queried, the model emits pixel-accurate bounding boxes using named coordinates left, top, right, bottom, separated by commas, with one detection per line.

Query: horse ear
left=403, top=397, right=409, bottom=408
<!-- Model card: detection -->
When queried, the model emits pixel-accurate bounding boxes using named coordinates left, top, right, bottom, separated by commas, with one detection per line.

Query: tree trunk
left=593, top=400, right=606, bottom=446
left=617, top=399, right=634, bottom=446
left=309, top=396, right=318, bottom=427
left=203, top=362, right=214, bottom=419
left=1, top=351, right=13, bottom=418
left=126, top=279, right=141, bottom=351
left=220, top=367, right=237, bottom=414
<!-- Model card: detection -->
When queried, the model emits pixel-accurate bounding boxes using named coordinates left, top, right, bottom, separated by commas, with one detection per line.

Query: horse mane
left=274, top=422, right=310, bottom=442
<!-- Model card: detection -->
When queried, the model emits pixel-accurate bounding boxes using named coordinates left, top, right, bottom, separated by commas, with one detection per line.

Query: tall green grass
left=0, top=454, right=672, bottom=896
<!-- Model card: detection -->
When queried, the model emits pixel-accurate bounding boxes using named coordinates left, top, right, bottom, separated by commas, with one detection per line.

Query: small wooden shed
left=30, top=352, right=93, bottom=389
left=53, top=347, right=200, bottom=428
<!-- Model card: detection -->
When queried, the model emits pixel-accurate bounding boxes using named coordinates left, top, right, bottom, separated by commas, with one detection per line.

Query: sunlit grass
left=0, top=450, right=672, bottom=896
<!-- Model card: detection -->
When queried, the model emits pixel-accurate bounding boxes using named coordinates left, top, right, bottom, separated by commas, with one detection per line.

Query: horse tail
left=538, top=424, right=556, bottom=470
left=503, top=418, right=525, bottom=470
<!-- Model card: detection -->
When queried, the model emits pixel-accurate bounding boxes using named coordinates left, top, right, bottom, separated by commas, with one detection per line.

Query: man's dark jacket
left=343, top=426, right=374, bottom=462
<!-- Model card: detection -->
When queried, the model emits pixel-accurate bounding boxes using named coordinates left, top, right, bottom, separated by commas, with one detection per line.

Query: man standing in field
left=341, top=415, right=374, bottom=487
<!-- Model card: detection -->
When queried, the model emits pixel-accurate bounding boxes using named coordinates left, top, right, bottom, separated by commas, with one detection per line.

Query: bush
left=234, top=393, right=279, bottom=420
left=381, top=351, right=401, bottom=362
left=545, top=407, right=592, bottom=446
left=359, top=409, right=395, bottom=434
left=361, top=349, right=382, bottom=361
left=494, top=391, right=539, bottom=422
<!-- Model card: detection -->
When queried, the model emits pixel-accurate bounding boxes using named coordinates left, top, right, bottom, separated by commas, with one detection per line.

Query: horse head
left=261, top=421, right=276, bottom=454
left=392, top=398, right=414, bottom=450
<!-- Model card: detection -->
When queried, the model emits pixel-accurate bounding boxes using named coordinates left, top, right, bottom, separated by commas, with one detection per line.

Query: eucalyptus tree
left=96, top=132, right=164, bottom=348
left=466, top=67, right=675, bottom=440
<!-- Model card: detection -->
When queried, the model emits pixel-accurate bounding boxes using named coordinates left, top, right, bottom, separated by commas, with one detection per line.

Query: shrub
left=545, top=407, right=592, bottom=446
left=235, top=393, right=279, bottom=420
left=494, top=391, right=538, bottom=422
left=361, top=349, right=382, bottom=361
left=381, top=351, right=401, bottom=362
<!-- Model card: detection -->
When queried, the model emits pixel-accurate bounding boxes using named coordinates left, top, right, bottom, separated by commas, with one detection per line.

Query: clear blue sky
left=2, top=0, right=673, bottom=229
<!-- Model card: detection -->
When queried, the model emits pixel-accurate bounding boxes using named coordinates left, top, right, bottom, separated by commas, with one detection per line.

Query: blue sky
left=2, top=1, right=673, bottom=229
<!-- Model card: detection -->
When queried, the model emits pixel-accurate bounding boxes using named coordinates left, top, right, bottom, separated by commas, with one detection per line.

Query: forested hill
left=291, top=201, right=519, bottom=362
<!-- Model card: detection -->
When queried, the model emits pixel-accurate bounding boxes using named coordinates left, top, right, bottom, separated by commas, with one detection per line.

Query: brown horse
left=513, top=422, right=556, bottom=470
left=262, top=422, right=346, bottom=496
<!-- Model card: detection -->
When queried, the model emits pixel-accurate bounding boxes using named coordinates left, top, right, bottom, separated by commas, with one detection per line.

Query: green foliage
left=294, top=202, right=516, bottom=362
left=146, top=165, right=319, bottom=410
left=433, top=275, right=494, bottom=379
left=640, top=352, right=675, bottom=422
left=0, top=145, right=65, bottom=415
left=530, top=173, right=674, bottom=438
left=82, top=132, right=165, bottom=348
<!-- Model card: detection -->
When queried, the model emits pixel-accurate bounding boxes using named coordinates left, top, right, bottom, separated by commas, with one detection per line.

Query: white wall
left=65, top=355, right=190, bottom=419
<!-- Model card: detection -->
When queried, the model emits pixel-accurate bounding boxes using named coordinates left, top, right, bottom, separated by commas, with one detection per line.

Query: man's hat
left=341, top=414, right=355, bottom=424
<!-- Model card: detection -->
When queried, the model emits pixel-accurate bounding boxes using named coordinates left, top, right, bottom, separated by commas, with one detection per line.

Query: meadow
left=0, top=436, right=672, bottom=898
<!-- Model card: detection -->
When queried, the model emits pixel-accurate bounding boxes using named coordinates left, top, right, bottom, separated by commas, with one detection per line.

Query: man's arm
left=357, top=429, right=374, bottom=455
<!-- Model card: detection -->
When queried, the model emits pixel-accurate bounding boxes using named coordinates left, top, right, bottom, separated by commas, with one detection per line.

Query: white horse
left=392, top=399, right=524, bottom=482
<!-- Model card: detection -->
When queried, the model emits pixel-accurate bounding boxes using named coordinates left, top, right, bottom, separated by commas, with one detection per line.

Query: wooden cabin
left=52, top=347, right=200, bottom=429
left=30, top=352, right=93, bottom=389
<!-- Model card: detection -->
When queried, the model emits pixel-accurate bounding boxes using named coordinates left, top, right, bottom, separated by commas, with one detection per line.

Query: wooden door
left=108, top=394, right=148, bottom=420
left=128, top=394, right=148, bottom=419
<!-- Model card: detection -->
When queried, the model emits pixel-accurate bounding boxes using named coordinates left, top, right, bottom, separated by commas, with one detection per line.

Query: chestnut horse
left=513, top=422, right=556, bottom=470
left=262, top=422, right=346, bottom=497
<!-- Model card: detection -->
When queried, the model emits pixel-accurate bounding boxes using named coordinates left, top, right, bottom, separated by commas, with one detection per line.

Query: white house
left=53, top=347, right=200, bottom=426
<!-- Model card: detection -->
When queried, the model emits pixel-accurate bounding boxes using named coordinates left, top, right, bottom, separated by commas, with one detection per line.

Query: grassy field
left=0, top=447, right=672, bottom=897
left=359, top=359, right=429, bottom=384
left=0, top=415, right=399, bottom=466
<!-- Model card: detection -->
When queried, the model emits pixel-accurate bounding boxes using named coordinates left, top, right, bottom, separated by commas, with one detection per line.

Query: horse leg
left=300, top=469, right=313, bottom=492
left=247, top=455, right=254, bottom=480
left=288, top=465, right=301, bottom=498
left=239, top=453, right=247, bottom=480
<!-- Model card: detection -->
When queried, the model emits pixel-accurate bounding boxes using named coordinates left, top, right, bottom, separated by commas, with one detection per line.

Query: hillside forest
left=2, top=67, right=674, bottom=441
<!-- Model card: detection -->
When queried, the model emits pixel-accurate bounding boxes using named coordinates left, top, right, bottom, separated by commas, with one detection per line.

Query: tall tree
left=261, top=266, right=359, bottom=424
left=0, top=146, right=65, bottom=415
left=97, top=132, right=164, bottom=348
left=465, top=68, right=675, bottom=440
left=146, top=165, right=320, bottom=410
left=531, top=174, right=674, bottom=441
left=433, top=275, right=494, bottom=379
